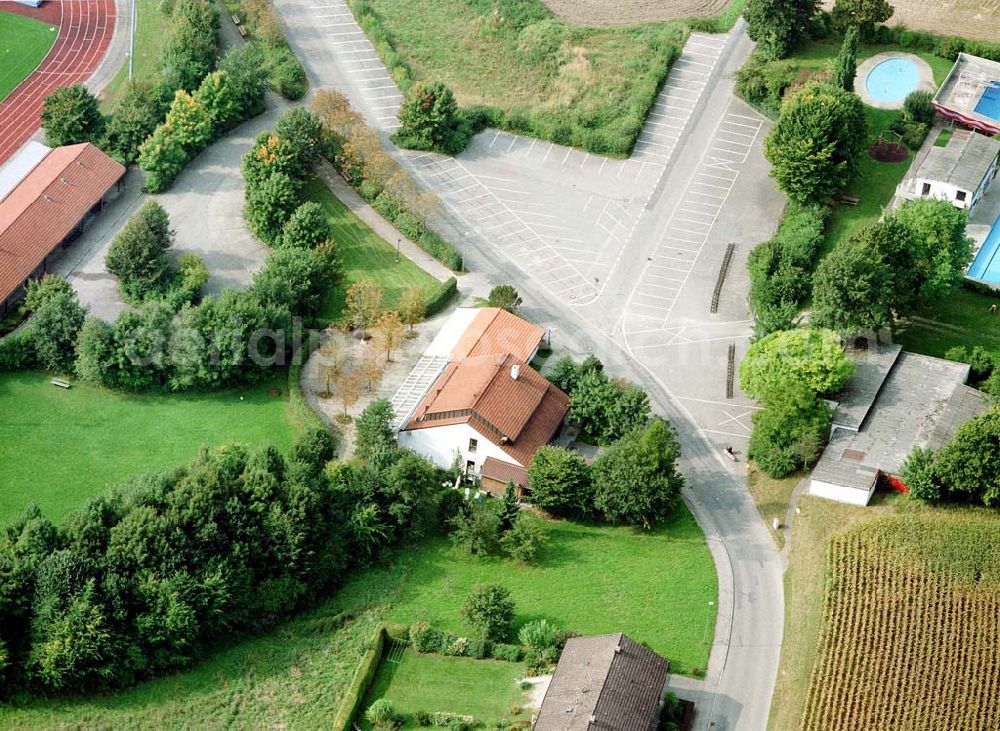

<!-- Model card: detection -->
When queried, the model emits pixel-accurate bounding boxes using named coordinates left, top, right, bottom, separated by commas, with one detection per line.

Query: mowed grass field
left=360, top=651, right=529, bottom=730
left=0, top=370, right=301, bottom=525
left=340, top=508, right=717, bottom=675
left=0, top=11, right=57, bottom=102
left=801, top=514, right=1000, bottom=730
left=355, top=0, right=685, bottom=154
left=99, top=0, right=172, bottom=109
left=303, top=176, right=441, bottom=323
left=895, top=287, right=1000, bottom=362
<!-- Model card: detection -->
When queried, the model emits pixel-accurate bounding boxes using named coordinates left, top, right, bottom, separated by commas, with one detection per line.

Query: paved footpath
left=275, top=5, right=785, bottom=728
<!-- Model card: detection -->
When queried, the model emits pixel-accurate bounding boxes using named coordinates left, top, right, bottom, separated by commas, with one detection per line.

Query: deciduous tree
left=743, top=0, right=818, bottom=60
left=280, top=201, right=331, bottom=249
left=764, top=82, right=867, bottom=204
left=527, top=446, right=593, bottom=516
left=399, top=286, right=427, bottom=331
left=740, top=328, right=855, bottom=399
left=345, top=279, right=385, bottom=339
left=487, top=284, right=522, bottom=313
left=40, top=84, right=104, bottom=147
left=460, top=584, right=515, bottom=642
left=245, top=171, right=300, bottom=246
left=376, top=310, right=404, bottom=361
left=393, top=81, right=463, bottom=153
left=748, top=382, right=831, bottom=478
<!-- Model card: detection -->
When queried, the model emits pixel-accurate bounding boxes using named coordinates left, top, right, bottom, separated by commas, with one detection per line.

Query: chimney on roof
left=614, top=644, right=622, bottom=653
left=43, top=194, right=54, bottom=203
left=510, top=364, right=520, bottom=381
left=60, top=176, right=70, bottom=184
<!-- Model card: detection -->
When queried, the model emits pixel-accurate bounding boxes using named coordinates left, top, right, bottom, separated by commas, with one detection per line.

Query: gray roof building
left=811, top=352, right=992, bottom=505
left=917, top=130, right=1000, bottom=193
left=535, top=633, right=669, bottom=731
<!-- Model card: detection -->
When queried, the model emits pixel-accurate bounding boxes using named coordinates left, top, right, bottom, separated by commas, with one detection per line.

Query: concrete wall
left=809, top=478, right=876, bottom=506
left=399, top=422, right=520, bottom=476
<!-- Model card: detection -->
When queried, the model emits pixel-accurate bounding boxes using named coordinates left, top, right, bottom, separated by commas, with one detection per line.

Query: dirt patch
left=869, top=140, right=909, bottom=162
left=540, top=0, right=728, bottom=26
left=821, top=0, right=1000, bottom=43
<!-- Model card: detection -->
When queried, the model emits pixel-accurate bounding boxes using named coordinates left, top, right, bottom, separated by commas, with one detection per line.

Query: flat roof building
left=896, top=129, right=1000, bottom=213
left=933, top=53, right=1000, bottom=135
left=811, top=351, right=992, bottom=506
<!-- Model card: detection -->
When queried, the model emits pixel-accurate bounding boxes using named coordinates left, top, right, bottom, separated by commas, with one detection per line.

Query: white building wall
left=399, top=422, right=520, bottom=475
left=913, top=178, right=969, bottom=209
left=809, top=478, right=876, bottom=507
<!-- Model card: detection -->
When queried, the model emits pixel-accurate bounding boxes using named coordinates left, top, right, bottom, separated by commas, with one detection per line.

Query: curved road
left=274, top=5, right=785, bottom=728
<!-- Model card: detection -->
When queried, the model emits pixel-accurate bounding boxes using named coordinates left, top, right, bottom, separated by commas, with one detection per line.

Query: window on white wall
left=468, top=438, right=478, bottom=452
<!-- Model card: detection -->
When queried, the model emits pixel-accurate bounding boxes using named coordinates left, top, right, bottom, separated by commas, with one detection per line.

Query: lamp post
left=128, top=0, right=136, bottom=80
left=701, top=600, right=716, bottom=646
left=395, top=237, right=400, bottom=264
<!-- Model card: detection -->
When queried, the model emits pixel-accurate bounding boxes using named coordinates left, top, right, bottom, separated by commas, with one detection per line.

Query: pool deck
left=855, top=52, right=936, bottom=110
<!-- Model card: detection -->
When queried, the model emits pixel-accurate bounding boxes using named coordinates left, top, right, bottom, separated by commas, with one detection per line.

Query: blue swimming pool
left=974, top=81, right=1000, bottom=122
left=968, top=215, right=1000, bottom=284
left=865, top=58, right=920, bottom=103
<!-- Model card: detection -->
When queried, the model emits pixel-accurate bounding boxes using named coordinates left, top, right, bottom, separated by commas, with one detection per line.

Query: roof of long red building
left=0, top=143, right=125, bottom=304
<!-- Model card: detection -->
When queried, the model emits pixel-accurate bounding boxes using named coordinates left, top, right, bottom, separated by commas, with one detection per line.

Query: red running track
left=0, top=0, right=116, bottom=165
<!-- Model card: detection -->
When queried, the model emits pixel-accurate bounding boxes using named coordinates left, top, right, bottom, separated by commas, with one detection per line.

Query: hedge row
left=425, top=277, right=458, bottom=316
left=224, top=0, right=308, bottom=100
left=811, top=15, right=1000, bottom=62
left=334, top=624, right=388, bottom=731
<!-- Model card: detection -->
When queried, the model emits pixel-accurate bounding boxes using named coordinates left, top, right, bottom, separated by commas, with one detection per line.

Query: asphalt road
left=273, top=6, right=785, bottom=728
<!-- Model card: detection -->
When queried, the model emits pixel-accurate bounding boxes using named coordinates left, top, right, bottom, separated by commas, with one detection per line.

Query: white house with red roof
left=393, top=307, right=568, bottom=496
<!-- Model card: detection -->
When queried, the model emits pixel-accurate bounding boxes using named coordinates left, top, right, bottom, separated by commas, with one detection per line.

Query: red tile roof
left=451, top=307, right=544, bottom=362
left=481, top=457, right=529, bottom=488
left=0, top=143, right=125, bottom=304
left=403, top=353, right=568, bottom=467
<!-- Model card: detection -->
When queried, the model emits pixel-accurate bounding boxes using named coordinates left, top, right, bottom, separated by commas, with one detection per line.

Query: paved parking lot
left=621, top=110, right=763, bottom=331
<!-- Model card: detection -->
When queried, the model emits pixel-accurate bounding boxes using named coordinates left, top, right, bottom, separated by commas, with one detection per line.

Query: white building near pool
left=896, top=128, right=1000, bottom=213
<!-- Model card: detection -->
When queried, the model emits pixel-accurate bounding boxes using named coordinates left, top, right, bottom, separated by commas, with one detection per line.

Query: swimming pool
left=974, top=81, right=1000, bottom=123
left=967, top=215, right=1000, bottom=285
left=865, top=58, right=920, bottom=103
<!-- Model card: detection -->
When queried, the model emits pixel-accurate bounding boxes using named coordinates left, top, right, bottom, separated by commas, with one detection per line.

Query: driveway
left=274, top=3, right=786, bottom=728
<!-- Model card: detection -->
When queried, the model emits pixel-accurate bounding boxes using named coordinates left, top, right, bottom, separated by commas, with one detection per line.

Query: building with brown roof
left=535, top=633, right=670, bottom=731
left=0, top=142, right=125, bottom=312
left=394, top=307, right=563, bottom=497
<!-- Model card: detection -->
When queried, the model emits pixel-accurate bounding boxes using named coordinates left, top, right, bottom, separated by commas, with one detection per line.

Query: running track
left=0, top=0, right=116, bottom=165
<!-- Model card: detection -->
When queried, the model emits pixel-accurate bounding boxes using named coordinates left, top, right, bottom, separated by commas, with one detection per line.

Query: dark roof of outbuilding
left=535, top=633, right=669, bottom=731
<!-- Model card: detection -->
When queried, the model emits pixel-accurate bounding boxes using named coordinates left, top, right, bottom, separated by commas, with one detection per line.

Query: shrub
left=487, top=285, right=522, bottom=314
left=103, top=82, right=161, bottom=164
left=450, top=501, right=502, bottom=556
left=518, top=619, right=559, bottom=649
left=499, top=513, right=548, bottom=563
left=461, top=584, right=515, bottom=642
left=524, top=645, right=561, bottom=674
left=267, top=45, right=308, bottom=100
left=489, top=643, right=523, bottom=662
left=527, top=446, right=592, bottom=517
left=410, top=621, right=441, bottom=653
left=414, top=710, right=433, bottom=725
left=392, top=81, right=467, bottom=154
left=28, top=290, right=87, bottom=374
left=426, top=277, right=458, bottom=316
left=466, top=638, right=489, bottom=659
left=417, top=231, right=462, bottom=271
left=245, top=172, right=301, bottom=245
left=900, top=446, right=941, bottom=503
left=903, top=90, right=935, bottom=125
left=365, top=698, right=396, bottom=728
left=0, top=329, right=38, bottom=372
left=748, top=382, right=831, bottom=478
left=443, top=634, right=469, bottom=657
left=105, top=201, right=175, bottom=302
left=280, top=201, right=331, bottom=249
left=569, top=368, right=650, bottom=445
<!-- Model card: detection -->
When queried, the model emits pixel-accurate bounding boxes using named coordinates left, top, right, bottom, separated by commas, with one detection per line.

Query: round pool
left=865, top=57, right=920, bottom=103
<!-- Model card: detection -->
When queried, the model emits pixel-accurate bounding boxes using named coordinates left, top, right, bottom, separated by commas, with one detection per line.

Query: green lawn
left=817, top=106, right=911, bottom=260
left=0, top=369, right=301, bottom=525
left=303, top=176, right=441, bottom=323
left=360, top=651, right=529, bottom=729
left=0, top=11, right=57, bottom=102
left=789, top=40, right=953, bottom=86
left=354, top=0, right=685, bottom=155
left=338, top=508, right=717, bottom=675
left=99, top=0, right=172, bottom=110
left=894, top=287, right=1000, bottom=361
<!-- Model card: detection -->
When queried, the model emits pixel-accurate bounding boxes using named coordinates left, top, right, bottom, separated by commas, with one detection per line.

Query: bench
left=837, top=195, right=860, bottom=206
left=237, top=24, right=248, bottom=37
left=231, top=13, right=241, bottom=24
left=51, top=378, right=71, bottom=389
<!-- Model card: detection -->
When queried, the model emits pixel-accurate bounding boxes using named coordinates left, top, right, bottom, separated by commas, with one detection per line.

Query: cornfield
left=801, top=515, right=1000, bottom=731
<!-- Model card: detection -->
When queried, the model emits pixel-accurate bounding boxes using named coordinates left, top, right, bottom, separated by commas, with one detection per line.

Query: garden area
left=0, top=10, right=56, bottom=102
left=0, top=369, right=301, bottom=524
left=350, top=0, right=686, bottom=155
left=359, top=651, right=530, bottom=730
left=338, top=511, right=717, bottom=675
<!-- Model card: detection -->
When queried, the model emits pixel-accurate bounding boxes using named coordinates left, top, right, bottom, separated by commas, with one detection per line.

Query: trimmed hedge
left=418, top=230, right=463, bottom=272
left=334, top=624, right=389, bottom=731
left=425, top=277, right=458, bottom=316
